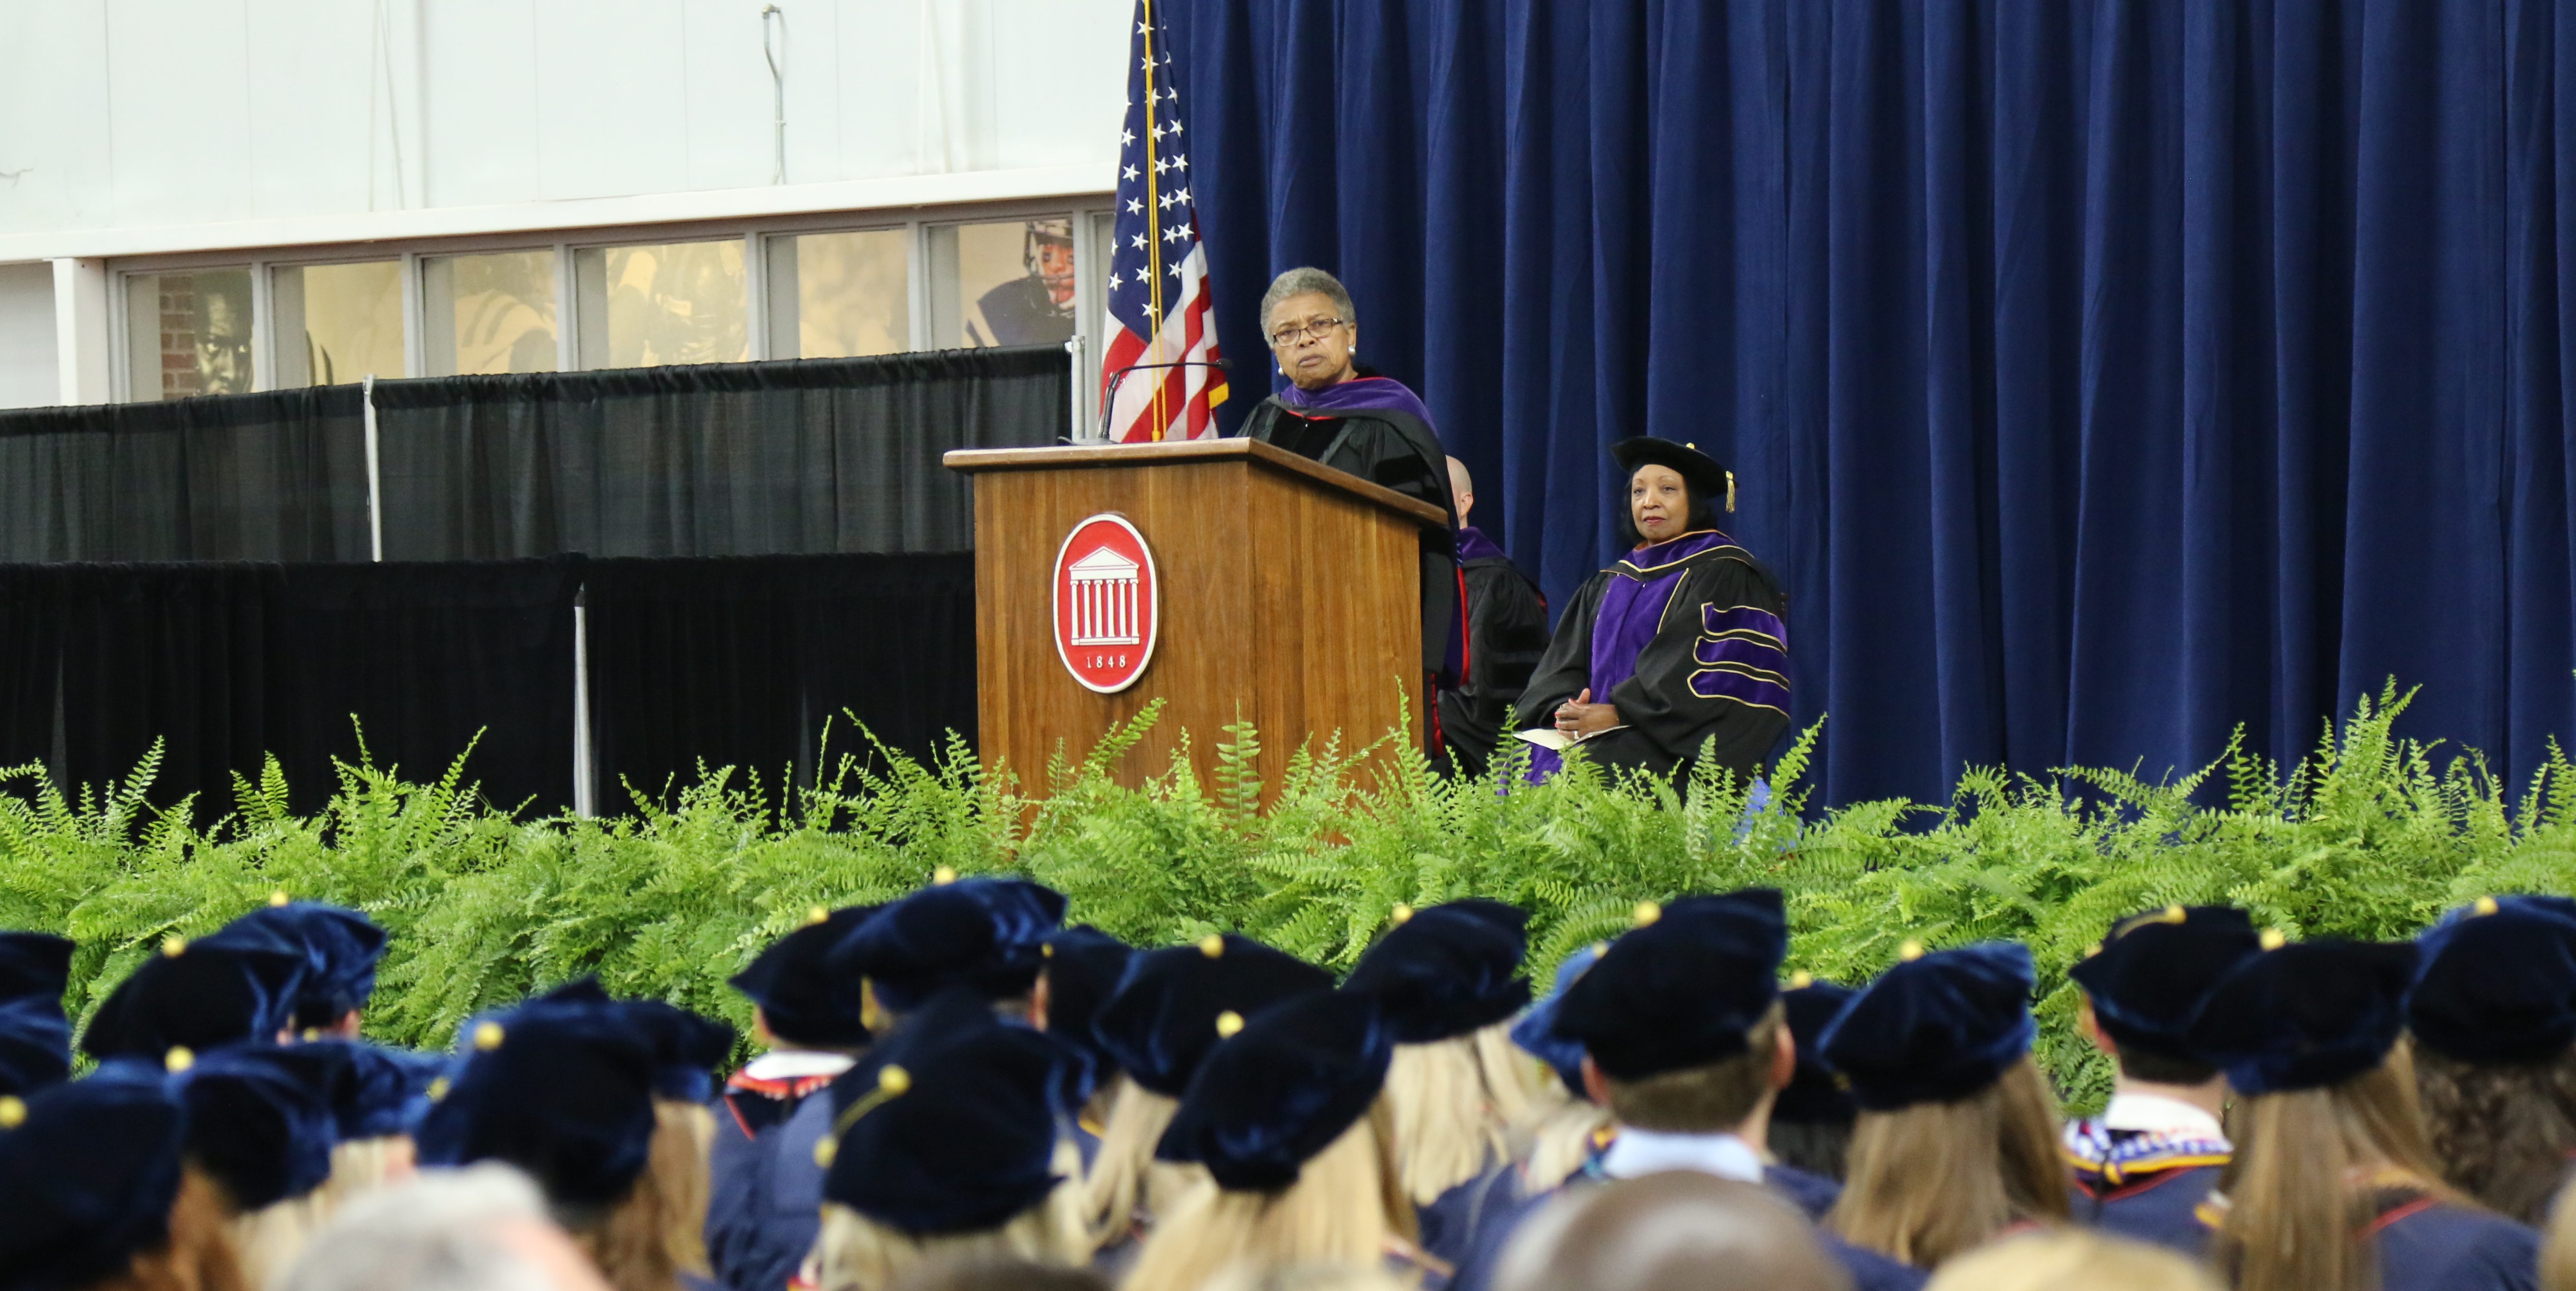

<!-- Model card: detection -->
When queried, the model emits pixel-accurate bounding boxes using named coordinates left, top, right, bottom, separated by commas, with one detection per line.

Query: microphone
left=1098, top=358, right=1233, bottom=443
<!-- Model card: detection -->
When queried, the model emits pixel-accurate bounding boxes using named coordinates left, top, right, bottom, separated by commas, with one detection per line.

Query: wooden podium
left=945, top=438, right=1448, bottom=797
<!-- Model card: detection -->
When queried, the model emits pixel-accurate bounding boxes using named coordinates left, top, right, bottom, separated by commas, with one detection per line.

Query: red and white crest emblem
left=1051, top=514, right=1160, bottom=693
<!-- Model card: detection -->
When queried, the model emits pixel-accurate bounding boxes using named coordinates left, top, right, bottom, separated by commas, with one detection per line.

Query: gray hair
left=1260, top=267, right=1358, bottom=334
left=275, top=1165, right=573, bottom=1291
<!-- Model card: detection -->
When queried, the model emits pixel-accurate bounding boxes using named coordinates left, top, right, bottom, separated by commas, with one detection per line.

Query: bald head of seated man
left=1492, top=1172, right=1854, bottom=1291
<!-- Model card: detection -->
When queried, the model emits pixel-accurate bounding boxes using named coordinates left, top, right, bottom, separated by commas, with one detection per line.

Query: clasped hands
left=1553, top=688, right=1622, bottom=738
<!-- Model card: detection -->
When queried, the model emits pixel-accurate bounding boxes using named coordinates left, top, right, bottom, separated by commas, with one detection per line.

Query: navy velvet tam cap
left=1039, top=924, right=1136, bottom=1075
left=1510, top=942, right=1606, bottom=1093
left=1610, top=438, right=1732, bottom=507
left=1817, top=941, right=2037, bottom=1111
left=621, top=999, right=739, bottom=1105
left=0, top=1075, right=190, bottom=1291
left=1773, top=977, right=1859, bottom=1125
left=2409, top=896, right=2576, bottom=1064
left=1342, top=899, right=1533, bottom=1044
left=210, top=901, right=388, bottom=1031
left=2067, top=905, right=2264, bottom=1063
left=1553, top=889, right=1789, bottom=1082
left=299, top=1041, right=445, bottom=1141
left=170, top=1042, right=344, bottom=1210
left=80, top=935, right=306, bottom=1062
left=0, top=933, right=75, bottom=1099
left=820, top=989, right=1081, bottom=1235
left=730, top=904, right=881, bottom=1050
left=412, top=999, right=660, bottom=1212
left=2185, top=938, right=2418, bottom=1096
left=827, top=878, right=1069, bottom=1013
left=1094, top=933, right=1336, bottom=1097
left=1156, top=990, right=1394, bottom=1192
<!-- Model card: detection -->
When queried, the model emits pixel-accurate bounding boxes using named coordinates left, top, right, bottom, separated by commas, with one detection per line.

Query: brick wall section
left=160, top=283, right=200, bottom=398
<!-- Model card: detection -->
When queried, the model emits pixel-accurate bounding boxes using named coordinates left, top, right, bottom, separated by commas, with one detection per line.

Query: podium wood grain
left=948, top=439, right=1440, bottom=799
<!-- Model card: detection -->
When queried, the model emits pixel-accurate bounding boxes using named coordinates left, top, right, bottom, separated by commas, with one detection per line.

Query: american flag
left=1100, top=0, right=1226, bottom=443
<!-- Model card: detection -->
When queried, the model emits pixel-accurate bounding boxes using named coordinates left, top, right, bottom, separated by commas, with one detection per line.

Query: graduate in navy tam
left=815, top=989, right=1082, bottom=1245
left=301, top=1039, right=444, bottom=1141
left=0, top=932, right=74, bottom=1098
left=208, top=899, right=387, bottom=1036
left=732, top=904, right=879, bottom=1052
left=1341, top=899, right=1540, bottom=1261
left=1084, top=932, right=1334, bottom=1261
left=168, top=1042, right=343, bottom=1213
left=80, top=934, right=306, bottom=1062
left=1556, top=890, right=1788, bottom=1080
left=2186, top=935, right=2541, bottom=1291
left=1037, top=923, right=1135, bottom=1083
left=0, top=1073, right=213, bottom=1291
left=1814, top=941, right=2067, bottom=1268
left=413, top=997, right=660, bottom=1215
left=1767, top=975, right=1858, bottom=1184
left=2407, top=895, right=2576, bottom=1223
left=622, top=997, right=739, bottom=1105
left=828, top=877, right=1067, bottom=1014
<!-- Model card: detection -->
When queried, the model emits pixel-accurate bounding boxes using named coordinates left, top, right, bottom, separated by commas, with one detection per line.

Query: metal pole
left=761, top=6, right=788, bottom=184
left=573, top=587, right=594, bottom=819
left=362, top=373, right=384, bottom=562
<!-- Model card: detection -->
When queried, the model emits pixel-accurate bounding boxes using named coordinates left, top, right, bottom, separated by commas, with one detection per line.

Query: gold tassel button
left=1787, top=971, right=1813, bottom=990
left=931, top=866, right=958, bottom=885
left=1214, top=1010, right=1245, bottom=1039
left=0, top=1095, right=24, bottom=1129
left=426, top=1076, right=451, bottom=1103
left=269, top=890, right=291, bottom=907
left=814, top=1138, right=837, bottom=1168
left=160, top=935, right=186, bottom=958
left=1390, top=904, right=1414, bottom=924
left=165, top=1046, right=195, bottom=1074
left=1898, top=940, right=1926, bottom=962
left=2474, top=895, right=2502, bottom=916
left=806, top=906, right=831, bottom=926
left=1633, top=901, right=1662, bottom=928
left=2259, top=929, right=2287, bottom=951
left=1199, top=934, right=1226, bottom=959
left=473, top=1022, right=506, bottom=1051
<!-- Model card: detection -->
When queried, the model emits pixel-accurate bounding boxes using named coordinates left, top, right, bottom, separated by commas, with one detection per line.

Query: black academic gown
left=1511, top=538, right=1791, bottom=785
left=1438, top=547, right=1550, bottom=778
left=1239, top=391, right=1462, bottom=683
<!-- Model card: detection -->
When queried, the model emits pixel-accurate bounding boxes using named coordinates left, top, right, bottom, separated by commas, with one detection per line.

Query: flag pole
left=1140, top=0, right=1168, bottom=440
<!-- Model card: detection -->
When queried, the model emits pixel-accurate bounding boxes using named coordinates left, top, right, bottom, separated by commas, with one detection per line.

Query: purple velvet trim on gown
left=1279, top=375, right=1438, bottom=426
left=1455, top=525, right=1507, bottom=563
left=1526, top=531, right=1732, bottom=779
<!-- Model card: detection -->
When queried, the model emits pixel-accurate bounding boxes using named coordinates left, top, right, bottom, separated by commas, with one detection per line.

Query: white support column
left=573, top=588, right=596, bottom=819
left=50, top=258, right=110, bottom=406
left=363, top=374, right=385, bottom=561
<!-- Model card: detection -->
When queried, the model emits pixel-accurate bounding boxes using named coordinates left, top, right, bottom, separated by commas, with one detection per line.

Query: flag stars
left=1121, top=129, right=1135, bottom=147
left=1122, top=164, right=1138, bottom=181
left=1158, top=191, right=1176, bottom=210
left=1168, top=261, right=1187, bottom=279
left=1153, top=156, right=1171, bottom=175
left=1127, top=198, right=1144, bottom=214
left=1132, top=232, right=1149, bottom=249
left=1135, top=267, right=1151, bottom=284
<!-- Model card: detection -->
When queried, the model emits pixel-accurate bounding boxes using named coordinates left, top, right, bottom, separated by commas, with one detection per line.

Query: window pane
left=125, top=269, right=254, bottom=400
left=927, top=217, right=1075, bottom=348
left=273, top=261, right=405, bottom=386
left=767, top=229, right=909, bottom=359
left=572, top=239, right=748, bottom=370
left=421, top=250, right=560, bottom=377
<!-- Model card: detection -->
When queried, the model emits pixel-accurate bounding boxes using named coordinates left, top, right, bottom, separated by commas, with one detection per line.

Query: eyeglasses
left=1268, top=317, right=1348, bottom=347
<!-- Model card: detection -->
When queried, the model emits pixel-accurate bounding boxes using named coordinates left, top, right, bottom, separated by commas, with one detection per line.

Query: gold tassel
left=1725, top=470, right=1737, bottom=513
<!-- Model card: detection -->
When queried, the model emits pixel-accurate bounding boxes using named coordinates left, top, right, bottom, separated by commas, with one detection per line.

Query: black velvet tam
left=1039, top=924, right=1136, bottom=1075
left=2067, top=905, right=2263, bottom=1062
left=1817, top=941, right=2036, bottom=1111
left=1156, top=990, right=1393, bottom=1192
left=1554, top=889, right=1788, bottom=1081
left=730, top=904, right=881, bottom=1049
left=827, top=879, right=1069, bottom=1013
left=1773, top=978, right=1858, bottom=1125
left=621, top=999, right=739, bottom=1104
left=172, top=1042, right=343, bottom=1210
left=0, top=933, right=74, bottom=1100
left=1343, top=899, right=1532, bottom=1044
left=300, top=1040, right=445, bottom=1140
left=210, top=902, right=389, bottom=1029
left=2185, top=938, right=2418, bottom=1096
left=1095, top=933, right=1335, bottom=1097
left=412, top=999, right=660, bottom=1212
left=1611, top=437, right=1732, bottom=507
left=1510, top=942, right=1606, bottom=1093
left=2410, top=895, right=2576, bottom=1064
left=0, top=1074, right=189, bottom=1291
left=821, top=989, right=1081, bottom=1235
left=80, top=938, right=307, bottom=1062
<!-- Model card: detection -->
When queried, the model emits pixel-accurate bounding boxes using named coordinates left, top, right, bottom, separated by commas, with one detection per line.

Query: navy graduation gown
left=2064, top=1120, right=2231, bottom=1257
left=1417, top=1160, right=1521, bottom=1278
left=705, top=1086, right=835, bottom=1291
left=2374, top=1197, right=2539, bottom=1291
left=1764, top=1162, right=1842, bottom=1220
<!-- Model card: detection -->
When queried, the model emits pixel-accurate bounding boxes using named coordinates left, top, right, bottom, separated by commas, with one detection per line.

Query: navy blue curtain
left=1169, top=0, right=2576, bottom=805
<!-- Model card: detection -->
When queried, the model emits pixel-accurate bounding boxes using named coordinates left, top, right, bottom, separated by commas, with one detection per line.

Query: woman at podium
left=1237, top=267, right=1464, bottom=701
left=1513, top=438, right=1790, bottom=787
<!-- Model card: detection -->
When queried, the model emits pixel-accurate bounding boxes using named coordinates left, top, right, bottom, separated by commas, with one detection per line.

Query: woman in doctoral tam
left=2408, top=895, right=2576, bottom=1224
left=1237, top=267, right=1464, bottom=701
left=1514, top=438, right=1789, bottom=785
left=2187, top=935, right=2539, bottom=1291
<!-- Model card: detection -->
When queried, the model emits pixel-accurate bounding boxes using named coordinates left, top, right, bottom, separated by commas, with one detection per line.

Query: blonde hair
left=1124, top=1098, right=1416, bottom=1291
left=1925, top=1228, right=2221, bottom=1291
left=2543, top=1180, right=2576, bottom=1291
left=1385, top=1037, right=1511, bottom=1206
left=1471, top=1025, right=1561, bottom=1135
left=2213, top=1052, right=2467, bottom=1291
left=1829, top=1056, right=2067, bottom=1267
left=1520, top=1099, right=1616, bottom=1194
left=1077, top=1080, right=1202, bottom=1246
left=319, top=1136, right=417, bottom=1212
left=97, top=1167, right=250, bottom=1291
left=570, top=1100, right=717, bottom=1291
left=815, top=1140, right=1091, bottom=1291
left=226, top=1194, right=328, bottom=1291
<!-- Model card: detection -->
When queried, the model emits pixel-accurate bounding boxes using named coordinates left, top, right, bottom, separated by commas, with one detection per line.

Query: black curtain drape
left=371, top=349, right=1068, bottom=561
left=582, top=554, right=977, bottom=806
left=0, top=387, right=370, bottom=563
left=51, top=563, right=284, bottom=815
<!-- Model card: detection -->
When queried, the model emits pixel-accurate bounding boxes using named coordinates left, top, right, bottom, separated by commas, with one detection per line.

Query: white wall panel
left=0, top=0, right=118, bottom=231
left=245, top=0, right=378, bottom=217
left=681, top=0, right=782, bottom=193
left=102, top=0, right=257, bottom=227
left=532, top=0, right=687, bottom=202
left=989, top=0, right=1126, bottom=170
left=0, top=263, right=61, bottom=408
left=422, top=0, right=543, bottom=209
